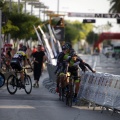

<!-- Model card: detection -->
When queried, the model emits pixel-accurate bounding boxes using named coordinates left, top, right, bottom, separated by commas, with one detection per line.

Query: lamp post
left=34, top=3, right=48, bottom=19
left=21, top=0, right=39, bottom=14
left=28, top=1, right=43, bottom=16
left=57, top=0, right=59, bottom=14
left=18, top=0, right=20, bottom=13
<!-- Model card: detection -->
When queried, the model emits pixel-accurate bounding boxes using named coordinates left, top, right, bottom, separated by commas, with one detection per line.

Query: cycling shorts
left=10, top=58, right=22, bottom=71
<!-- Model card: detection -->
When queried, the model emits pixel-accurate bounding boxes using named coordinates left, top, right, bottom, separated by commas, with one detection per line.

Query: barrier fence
left=46, top=63, right=120, bottom=111
left=77, top=71, right=120, bottom=111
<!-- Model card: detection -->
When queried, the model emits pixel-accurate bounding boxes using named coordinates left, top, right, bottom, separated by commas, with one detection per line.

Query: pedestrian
left=32, top=44, right=47, bottom=88
left=19, top=43, right=23, bottom=51
left=55, top=17, right=64, bottom=27
left=32, top=46, right=37, bottom=54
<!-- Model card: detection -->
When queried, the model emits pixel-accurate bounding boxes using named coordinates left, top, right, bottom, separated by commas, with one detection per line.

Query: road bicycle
left=65, top=75, right=81, bottom=107
left=6, top=67, right=32, bottom=95
left=59, top=73, right=69, bottom=102
left=0, top=72, right=5, bottom=88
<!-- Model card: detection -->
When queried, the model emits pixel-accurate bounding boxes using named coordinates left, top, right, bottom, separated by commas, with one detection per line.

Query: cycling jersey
left=69, top=56, right=94, bottom=73
left=68, top=58, right=80, bottom=82
left=55, top=52, right=70, bottom=74
left=68, top=56, right=94, bottom=82
left=10, top=51, right=28, bottom=71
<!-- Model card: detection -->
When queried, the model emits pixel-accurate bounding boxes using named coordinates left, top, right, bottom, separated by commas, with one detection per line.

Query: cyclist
left=55, top=42, right=72, bottom=93
left=10, top=45, right=32, bottom=88
left=68, top=50, right=96, bottom=102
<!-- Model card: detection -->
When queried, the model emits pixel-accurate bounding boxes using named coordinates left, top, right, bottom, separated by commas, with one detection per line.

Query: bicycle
left=65, top=75, right=81, bottom=107
left=1, top=56, right=11, bottom=72
left=0, top=72, right=5, bottom=88
left=6, top=67, right=32, bottom=95
left=58, top=72, right=70, bottom=102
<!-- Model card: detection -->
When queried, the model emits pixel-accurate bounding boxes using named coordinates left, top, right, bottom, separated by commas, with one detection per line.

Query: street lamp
left=35, top=5, right=49, bottom=21
left=57, top=0, right=59, bottom=14
left=34, top=3, right=48, bottom=19
left=21, top=0, right=39, bottom=14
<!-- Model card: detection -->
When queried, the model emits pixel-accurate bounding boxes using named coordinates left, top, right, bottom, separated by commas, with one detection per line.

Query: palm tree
left=109, top=0, right=120, bottom=13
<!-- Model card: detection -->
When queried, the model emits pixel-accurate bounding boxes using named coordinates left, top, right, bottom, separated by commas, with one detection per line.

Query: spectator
left=32, top=46, right=37, bottom=54
left=55, top=18, right=64, bottom=27
left=32, top=44, right=47, bottom=88
left=19, top=43, right=23, bottom=51
left=5, top=47, right=12, bottom=67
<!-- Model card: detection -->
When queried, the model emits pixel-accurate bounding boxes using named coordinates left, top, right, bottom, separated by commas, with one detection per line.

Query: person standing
left=32, top=44, right=47, bottom=88
left=32, top=46, right=37, bottom=54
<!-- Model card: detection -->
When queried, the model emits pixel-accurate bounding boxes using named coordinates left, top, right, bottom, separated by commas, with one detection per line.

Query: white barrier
left=77, top=71, right=120, bottom=111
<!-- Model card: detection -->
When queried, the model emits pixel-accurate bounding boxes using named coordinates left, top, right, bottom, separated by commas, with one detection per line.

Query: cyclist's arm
left=84, top=62, right=95, bottom=73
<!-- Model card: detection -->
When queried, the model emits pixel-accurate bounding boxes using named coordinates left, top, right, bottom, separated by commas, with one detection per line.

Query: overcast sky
left=13, top=0, right=120, bottom=32
left=42, top=0, right=120, bottom=32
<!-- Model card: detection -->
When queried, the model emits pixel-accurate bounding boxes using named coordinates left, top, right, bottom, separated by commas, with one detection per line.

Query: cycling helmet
left=21, top=45, right=27, bottom=52
left=62, top=45, right=67, bottom=50
left=71, top=51, right=77, bottom=57
left=64, top=42, right=72, bottom=50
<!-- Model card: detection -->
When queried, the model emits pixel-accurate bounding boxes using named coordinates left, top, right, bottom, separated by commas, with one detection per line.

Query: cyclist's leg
left=73, top=71, right=80, bottom=102
left=11, top=59, right=25, bottom=88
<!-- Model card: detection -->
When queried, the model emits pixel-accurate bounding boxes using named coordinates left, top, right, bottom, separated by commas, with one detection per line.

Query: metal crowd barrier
left=42, top=63, right=57, bottom=93
left=77, top=71, right=120, bottom=114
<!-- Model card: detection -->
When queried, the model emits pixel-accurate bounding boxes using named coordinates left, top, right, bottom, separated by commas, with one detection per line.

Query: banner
left=68, top=12, right=120, bottom=19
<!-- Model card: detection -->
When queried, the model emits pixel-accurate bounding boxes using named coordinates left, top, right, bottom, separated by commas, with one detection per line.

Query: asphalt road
left=0, top=55, right=120, bottom=120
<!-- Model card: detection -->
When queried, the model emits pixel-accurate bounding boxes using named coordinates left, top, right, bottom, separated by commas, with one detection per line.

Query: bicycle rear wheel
left=66, top=92, right=73, bottom=107
left=0, top=72, right=5, bottom=88
left=24, top=75, right=32, bottom=94
left=7, top=75, right=17, bottom=94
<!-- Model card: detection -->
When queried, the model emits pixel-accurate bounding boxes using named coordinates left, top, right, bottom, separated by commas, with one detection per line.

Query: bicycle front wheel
left=7, top=75, right=17, bottom=94
left=24, top=75, right=32, bottom=94
left=0, top=72, right=5, bottom=88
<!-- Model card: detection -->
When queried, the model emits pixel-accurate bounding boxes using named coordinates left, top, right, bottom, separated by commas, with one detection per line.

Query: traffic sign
left=83, top=19, right=96, bottom=23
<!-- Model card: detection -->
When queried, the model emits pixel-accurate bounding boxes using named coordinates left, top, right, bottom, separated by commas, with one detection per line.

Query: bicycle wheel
left=68, top=94, right=73, bottom=107
left=66, top=92, right=69, bottom=105
left=59, top=86, right=62, bottom=100
left=7, top=75, right=17, bottom=94
left=66, top=85, right=74, bottom=107
left=61, top=88, right=65, bottom=101
left=66, top=92, right=73, bottom=107
left=0, top=72, right=5, bottom=88
left=24, top=75, right=32, bottom=94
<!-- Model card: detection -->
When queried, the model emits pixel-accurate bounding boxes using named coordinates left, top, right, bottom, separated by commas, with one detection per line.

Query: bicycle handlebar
left=67, top=75, right=81, bottom=78
left=22, top=67, right=32, bottom=69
